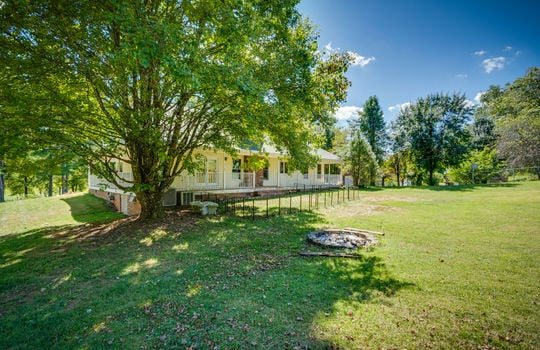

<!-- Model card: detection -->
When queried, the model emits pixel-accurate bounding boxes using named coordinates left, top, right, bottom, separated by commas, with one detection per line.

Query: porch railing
left=278, top=173, right=342, bottom=188
left=89, top=171, right=342, bottom=193
left=88, top=172, right=133, bottom=192
left=177, top=172, right=255, bottom=190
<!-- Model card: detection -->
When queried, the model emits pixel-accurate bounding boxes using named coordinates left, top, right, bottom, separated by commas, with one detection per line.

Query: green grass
left=0, top=193, right=125, bottom=236
left=0, top=184, right=539, bottom=349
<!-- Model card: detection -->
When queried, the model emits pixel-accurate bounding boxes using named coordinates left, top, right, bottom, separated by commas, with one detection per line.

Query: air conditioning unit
left=162, top=188, right=177, bottom=206
left=179, top=192, right=194, bottom=206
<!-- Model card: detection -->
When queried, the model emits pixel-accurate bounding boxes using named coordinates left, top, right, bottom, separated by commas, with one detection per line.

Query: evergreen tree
left=357, top=96, right=387, bottom=166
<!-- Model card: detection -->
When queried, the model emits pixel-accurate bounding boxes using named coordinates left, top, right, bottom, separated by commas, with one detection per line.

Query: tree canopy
left=482, top=67, right=540, bottom=175
left=394, top=93, right=473, bottom=185
left=356, top=95, right=386, bottom=165
left=346, top=129, right=377, bottom=187
left=353, top=95, right=386, bottom=185
left=1, top=0, right=351, bottom=218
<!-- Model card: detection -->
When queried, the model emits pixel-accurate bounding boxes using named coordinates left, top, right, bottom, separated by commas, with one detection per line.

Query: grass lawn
left=0, top=193, right=125, bottom=236
left=0, top=183, right=538, bottom=349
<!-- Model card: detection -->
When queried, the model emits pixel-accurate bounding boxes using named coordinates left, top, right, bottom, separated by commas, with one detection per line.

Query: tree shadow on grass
left=0, top=210, right=413, bottom=349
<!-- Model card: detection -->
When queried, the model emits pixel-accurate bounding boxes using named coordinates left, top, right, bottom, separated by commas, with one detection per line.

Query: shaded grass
left=0, top=183, right=539, bottom=348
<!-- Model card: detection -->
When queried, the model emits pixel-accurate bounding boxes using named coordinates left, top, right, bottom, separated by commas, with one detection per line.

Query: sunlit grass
left=0, top=193, right=124, bottom=236
left=0, top=183, right=538, bottom=348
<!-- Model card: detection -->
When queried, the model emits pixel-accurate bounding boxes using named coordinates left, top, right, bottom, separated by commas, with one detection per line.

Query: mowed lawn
left=0, top=183, right=538, bottom=349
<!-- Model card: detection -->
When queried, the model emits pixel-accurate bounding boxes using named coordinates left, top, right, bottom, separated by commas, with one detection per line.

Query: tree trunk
left=62, top=172, right=69, bottom=194
left=137, top=190, right=165, bottom=220
left=394, top=161, right=401, bottom=187
left=24, top=176, right=28, bottom=197
left=0, top=161, right=5, bottom=202
left=48, top=174, right=53, bottom=197
left=428, top=168, right=435, bottom=186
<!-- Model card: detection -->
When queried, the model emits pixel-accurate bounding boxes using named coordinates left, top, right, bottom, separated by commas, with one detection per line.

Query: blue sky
left=298, top=0, right=540, bottom=124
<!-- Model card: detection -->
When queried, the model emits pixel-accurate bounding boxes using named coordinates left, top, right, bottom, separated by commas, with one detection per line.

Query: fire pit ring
left=307, top=228, right=383, bottom=250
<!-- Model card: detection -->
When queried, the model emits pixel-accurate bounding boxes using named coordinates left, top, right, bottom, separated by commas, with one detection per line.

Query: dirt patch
left=319, top=202, right=398, bottom=217
left=360, top=195, right=423, bottom=203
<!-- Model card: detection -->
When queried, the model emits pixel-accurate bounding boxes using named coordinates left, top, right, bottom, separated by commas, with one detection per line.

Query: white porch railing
left=89, top=171, right=342, bottom=193
left=176, top=172, right=255, bottom=191
left=88, top=172, right=134, bottom=192
left=278, top=173, right=342, bottom=188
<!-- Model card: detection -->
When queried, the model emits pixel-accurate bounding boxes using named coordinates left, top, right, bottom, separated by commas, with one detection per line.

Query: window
left=329, top=164, right=341, bottom=174
left=207, top=159, right=217, bottom=183
left=280, top=161, right=288, bottom=174
left=110, top=161, right=123, bottom=173
left=324, top=164, right=340, bottom=175
left=232, top=159, right=241, bottom=179
left=263, top=165, right=269, bottom=180
left=302, top=167, right=309, bottom=179
left=196, top=158, right=218, bottom=184
left=317, top=164, right=322, bottom=179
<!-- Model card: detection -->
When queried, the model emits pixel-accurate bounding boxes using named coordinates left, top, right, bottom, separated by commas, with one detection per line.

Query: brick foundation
left=89, top=189, right=141, bottom=216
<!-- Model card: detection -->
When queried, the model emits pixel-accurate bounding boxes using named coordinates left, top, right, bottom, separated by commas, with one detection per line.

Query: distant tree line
left=325, top=67, right=539, bottom=186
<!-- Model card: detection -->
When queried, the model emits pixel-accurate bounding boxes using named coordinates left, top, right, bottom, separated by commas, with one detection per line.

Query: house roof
left=238, top=143, right=341, bottom=162
left=315, top=148, right=342, bottom=161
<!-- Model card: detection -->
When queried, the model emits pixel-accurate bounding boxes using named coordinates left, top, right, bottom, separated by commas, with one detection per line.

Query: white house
left=88, top=144, right=343, bottom=215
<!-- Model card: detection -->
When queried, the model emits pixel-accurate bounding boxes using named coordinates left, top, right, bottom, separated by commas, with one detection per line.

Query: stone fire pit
left=307, top=228, right=383, bottom=250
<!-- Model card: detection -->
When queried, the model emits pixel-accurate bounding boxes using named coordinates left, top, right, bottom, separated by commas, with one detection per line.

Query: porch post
left=277, top=162, right=280, bottom=187
left=223, top=157, right=226, bottom=190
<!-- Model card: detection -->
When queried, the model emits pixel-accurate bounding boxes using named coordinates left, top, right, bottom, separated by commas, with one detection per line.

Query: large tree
left=346, top=129, right=378, bottom=187
left=356, top=96, right=387, bottom=165
left=387, top=120, right=411, bottom=187
left=1, top=1, right=351, bottom=219
left=482, top=67, right=540, bottom=177
left=470, top=111, right=497, bottom=150
left=395, top=93, right=473, bottom=185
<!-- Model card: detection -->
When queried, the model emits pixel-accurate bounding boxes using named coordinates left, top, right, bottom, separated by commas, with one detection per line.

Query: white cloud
left=463, top=99, right=475, bottom=109
left=346, top=51, right=376, bottom=67
left=388, top=102, right=411, bottom=113
left=482, top=56, right=506, bottom=73
left=473, top=50, right=487, bottom=56
left=474, top=91, right=485, bottom=103
left=324, top=42, right=337, bottom=53
left=456, top=73, right=468, bottom=79
left=323, top=44, right=375, bottom=68
left=503, top=45, right=513, bottom=52
left=334, top=106, right=362, bottom=120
